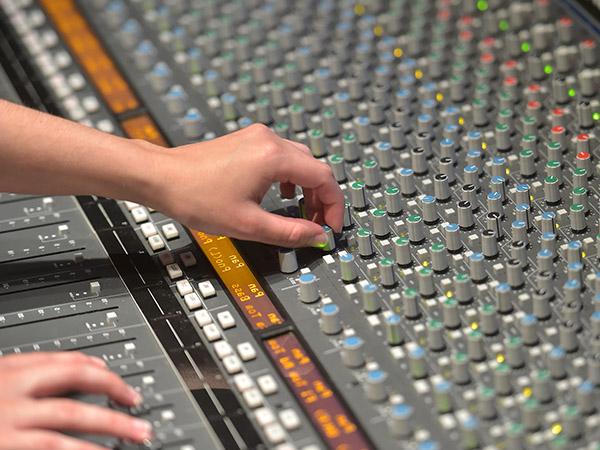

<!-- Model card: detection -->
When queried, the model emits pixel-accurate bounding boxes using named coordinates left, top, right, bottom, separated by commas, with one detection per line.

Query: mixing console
left=1, top=0, right=600, bottom=449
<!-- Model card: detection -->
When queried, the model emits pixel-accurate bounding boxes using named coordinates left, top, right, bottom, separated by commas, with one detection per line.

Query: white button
left=184, top=293, right=202, bottom=310
left=67, top=72, right=85, bottom=90
left=275, top=445, right=297, bottom=450
left=237, top=342, right=257, bottom=361
left=82, top=96, right=100, bottom=113
left=131, top=207, right=148, bottom=223
left=180, top=251, right=197, bottom=267
left=223, top=355, right=242, bottom=374
left=166, top=263, right=183, bottom=280
left=97, top=119, right=114, bottom=133
left=213, top=341, right=233, bottom=359
left=242, top=388, right=263, bottom=409
left=194, top=310, right=212, bottom=327
left=124, top=201, right=140, bottom=211
left=203, top=323, right=221, bottom=342
left=142, top=375, right=155, bottom=386
left=148, top=235, right=165, bottom=251
left=198, top=281, right=216, bottom=298
left=257, top=374, right=278, bottom=395
left=140, top=222, right=157, bottom=237
left=279, top=409, right=301, bottom=431
left=254, top=407, right=276, bottom=427
left=162, top=223, right=179, bottom=240
left=233, top=373, right=254, bottom=392
left=264, top=423, right=286, bottom=444
left=161, top=410, right=175, bottom=421
left=54, top=50, right=71, bottom=68
left=217, top=311, right=235, bottom=329
left=176, top=280, right=193, bottom=296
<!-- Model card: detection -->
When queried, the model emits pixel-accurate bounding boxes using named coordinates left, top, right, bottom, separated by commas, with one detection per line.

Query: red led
left=437, top=9, right=451, bottom=21
left=504, top=76, right=518, bottom=87
left=527, top=100, right=541, bottom=110
left=559, top=17, right=573, bottom=26
left=503, top=60, right=518, bottom=70
left=481, top=36, right=496, bottom=48
left=578, top=133, right=590, bottom=141
left=459, top=30, right=473, bottom=42
left=552, top=108, right=565, bottom=116
left=551, top=125, right=565, bottom=134
left=582, top=39, right=595, bottom=49
left=460, top=15, right=474, bottom=27
left=527, top=84, right=541, bottom=93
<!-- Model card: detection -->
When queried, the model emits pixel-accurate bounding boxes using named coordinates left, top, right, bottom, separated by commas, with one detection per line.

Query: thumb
left=241, top=206, right=328, bottom=248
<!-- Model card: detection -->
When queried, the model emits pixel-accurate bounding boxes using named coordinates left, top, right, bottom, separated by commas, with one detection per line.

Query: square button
left=233, top=373, right=254, bottom=392
left=237, top=342, right=257, bottom=361
left=217, top=311, right=236, bottom=329
left=162, top=223, right=179, bottom=240
left=148, top=235, right=165, bottom=251
left=184, top=293, right=202, bottom=310
left=254, top=407, right=276, bottom=427
left=257, top=374, right=278, bottom=395
left=140, top=222, right=158, bottom=238
left=198, top=281, right=216, bottom=298
left=279, top=409, right=301, bottom=431
left=223, top=355, right=243, bottom=374
left=131, top=207, right=148, bottom=223
left=264, top=423, right=286, bottom=444
left=194, top=310, right=212, bottom=327
left=242, top=388, right=263, bottom=409
left=203, top=324, right=221, bottom=342
left=213, top=341, right=233, bottom=359
left=176, top=280, right=193, bottom=296
left=166, top=263, right=183, bottom=280
left=180, top=251, right=197, bottom=267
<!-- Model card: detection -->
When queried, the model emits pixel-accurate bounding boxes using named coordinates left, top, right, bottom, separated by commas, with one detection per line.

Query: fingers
left=273, top=148, right=344, bottom=232
left=240, top=205, right=327, bottom=248
left=0, top=352, right=106, bottom=370
left=23, top=362, right=140, bottom=406
left=15, top=399, right=152, bottom=443
left=1, top=430, right=111, bottom=450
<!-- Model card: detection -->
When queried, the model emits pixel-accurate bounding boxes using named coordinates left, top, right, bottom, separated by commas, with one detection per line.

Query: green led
left=544, top=64, right=553, bottom=74
left=520, top=42, right=531, bottom=53
left=593, top=112, right=600, bottom=121
left=498, top=19, right=509, bottom=31
left=476, top=0, right=488, bottom=11
left=568, top=88, right=576, bottom=97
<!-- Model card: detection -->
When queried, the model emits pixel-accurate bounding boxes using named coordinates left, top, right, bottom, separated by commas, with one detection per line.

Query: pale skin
left=0, top=100, right=344, bottom=448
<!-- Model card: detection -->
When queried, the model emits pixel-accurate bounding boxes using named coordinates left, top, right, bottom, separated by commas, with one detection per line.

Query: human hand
left=138, top=124, right=344, bottom=247
left=0, top=352, right=152, bottom=450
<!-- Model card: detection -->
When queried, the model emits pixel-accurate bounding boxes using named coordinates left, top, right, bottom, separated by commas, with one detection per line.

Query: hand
left=0, top=352, right=152, bottom=450
left=138, top=124, right=344, bottom=248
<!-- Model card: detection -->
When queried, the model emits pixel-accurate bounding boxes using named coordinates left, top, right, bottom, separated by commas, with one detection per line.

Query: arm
left=0, top=100, right=343, bottom=247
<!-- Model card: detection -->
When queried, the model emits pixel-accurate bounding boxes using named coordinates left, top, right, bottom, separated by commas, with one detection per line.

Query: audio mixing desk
left=1, top=1, right=600, bottom=449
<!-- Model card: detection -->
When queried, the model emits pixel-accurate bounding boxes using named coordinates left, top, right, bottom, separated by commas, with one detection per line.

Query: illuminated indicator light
left=520, top=42, right=531, bottom=53
left=415, top=69, right=423, bottom=79
left=476, top=0, right=488, bottom=10
left=422, top=261, right=429, bottom=267
left=354, top=3, right=365, bottom=15
left=582, top=252, right=587, bottom=258
left=393, top=47, right=404, bottom=58
left=530, top=195, right=534, bottom=201
left=481, top=142, right=487, bottom=150
left=522, top=387, right=532, bottom=397
left=593, top=112, right=600, bottom=121
left=544, top=64, right=553, bottom=74
left=458, top=117, right=465, bottom=126
left=313, top=241, right=328, bottom=249
left=445, top=291, right=453, bottom=298
left=470, top=322, right=479, bottom=330
left=551, top=424, right=563, bottom=435
left=505, top=168, right=510, bottom=175
left=435, top=92, right=444, bottom=102
left=499, top=19, right=509, bottom=31
left=373, top=24, right=383, bottom=36
left=568, top=88, right=576, bottom=97
left=496, top=354, right=505, bottom=363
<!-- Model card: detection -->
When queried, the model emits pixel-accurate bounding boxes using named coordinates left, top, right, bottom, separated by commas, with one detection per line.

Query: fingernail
left=128, top=386, right=143, bottom=405
left=89, top=356, right=107, bottom=367
left=310, top=233, right=328, bottom=248
left=132, top=418, right=153, bottom=441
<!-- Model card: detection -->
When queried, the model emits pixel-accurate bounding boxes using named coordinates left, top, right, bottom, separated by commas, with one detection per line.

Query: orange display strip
left=121, top=115, right=168, bottom=146
left=40, top=0, right=139, bottom=115
left=266, top=332, right=372, bottom=450
left=193, top=231, right=286, bottom=330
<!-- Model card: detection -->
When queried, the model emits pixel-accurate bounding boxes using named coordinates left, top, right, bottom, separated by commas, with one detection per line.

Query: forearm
left=0, top=100, right=162, bottom=203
